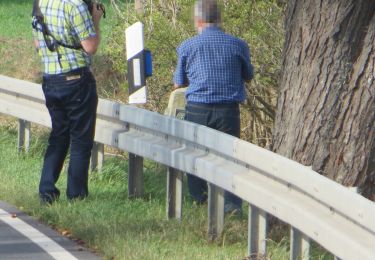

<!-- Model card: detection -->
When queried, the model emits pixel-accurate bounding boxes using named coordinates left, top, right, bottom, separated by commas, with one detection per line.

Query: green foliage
left=106, top=0, right=193, bottom=111
left=222, top=0, right=284, bottom=146
left=0, top=0, right=284, bottom=145
left=106, top=0, right=284, bottom=145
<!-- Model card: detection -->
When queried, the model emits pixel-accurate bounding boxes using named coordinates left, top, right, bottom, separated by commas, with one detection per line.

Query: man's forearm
left=81, top=7, right=102, bottom=55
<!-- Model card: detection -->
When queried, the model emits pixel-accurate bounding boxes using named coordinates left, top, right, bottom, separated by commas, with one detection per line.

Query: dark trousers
left=185, top=102, right=242, bottom=208
left=39, top=68, right=98, bottom=201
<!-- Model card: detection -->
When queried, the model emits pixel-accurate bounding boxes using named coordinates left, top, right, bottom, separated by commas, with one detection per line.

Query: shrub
left=106, top=0, right=284, bottom=146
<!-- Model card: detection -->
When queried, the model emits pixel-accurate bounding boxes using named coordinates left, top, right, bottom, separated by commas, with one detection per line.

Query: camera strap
left=32, top=0, right=83, bottom=52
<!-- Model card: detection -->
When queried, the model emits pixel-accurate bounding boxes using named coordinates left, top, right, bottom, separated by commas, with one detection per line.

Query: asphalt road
left=0, top=201, right=101, bottom=260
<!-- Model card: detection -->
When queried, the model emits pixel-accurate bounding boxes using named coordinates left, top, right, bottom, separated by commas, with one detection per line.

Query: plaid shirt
left=174, top=26, right=253, bottom=103
left=32, top=0, right=96, bottom=74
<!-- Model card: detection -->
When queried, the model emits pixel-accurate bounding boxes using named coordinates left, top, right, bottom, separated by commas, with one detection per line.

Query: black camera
left=83, top=0, right=106, bottom=18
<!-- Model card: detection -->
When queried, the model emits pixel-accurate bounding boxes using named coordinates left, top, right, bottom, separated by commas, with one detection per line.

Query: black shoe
left=40, top=193, right=59, bottom=206
left=67, top=194, right=88, bottom=202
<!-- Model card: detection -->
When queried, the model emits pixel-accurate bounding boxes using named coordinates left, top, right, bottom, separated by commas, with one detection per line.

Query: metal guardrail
left=1, top=75, right=375, bottom=260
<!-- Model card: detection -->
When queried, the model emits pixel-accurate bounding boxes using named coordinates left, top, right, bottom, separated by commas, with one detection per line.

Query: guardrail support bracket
left=290, top=227, right=310, bottom=260
left=207, top=183, right=224, bottom=241
left=128, top=153, right=144, bottom=198
left=166, top=167, right=183, bottom=220
left=90, top=142, right=104, bottom=172
left=248, top=204, right=267, bottom=258
left=18, top=119, right=31, bottom=153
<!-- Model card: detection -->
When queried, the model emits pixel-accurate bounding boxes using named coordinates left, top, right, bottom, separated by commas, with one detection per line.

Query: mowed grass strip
left=0, top=124, right=334, bottom=260
left=0, top=126, right=248, bottom=259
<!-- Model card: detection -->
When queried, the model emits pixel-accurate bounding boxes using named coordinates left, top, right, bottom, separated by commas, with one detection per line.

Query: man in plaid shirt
left=174, top=0, right=253, bottom=214
left=32, top=0, right=103, bottom=204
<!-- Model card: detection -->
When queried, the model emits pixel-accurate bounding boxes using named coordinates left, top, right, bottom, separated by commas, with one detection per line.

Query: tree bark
left=272, top=0, right=375, bottom=198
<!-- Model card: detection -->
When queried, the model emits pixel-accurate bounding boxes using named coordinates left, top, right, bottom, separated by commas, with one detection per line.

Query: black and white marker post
left=125, top=22, right=152, bottom=199
left=125, top=22, right=152, bottom=104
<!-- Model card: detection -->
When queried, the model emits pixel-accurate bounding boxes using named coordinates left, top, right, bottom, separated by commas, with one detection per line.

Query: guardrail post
left=248, top=204, right=267, bottom=259
left=128, top=153, right=144, bottom=198
left=18, top=119, right=30, bottom=153
left=290, top=227, right=310, bottom=260
left=166, top=167, right=183, bottom=220
left=207, top=183, right=224, bottom=241
left=90, top=142, right=104, bottom=172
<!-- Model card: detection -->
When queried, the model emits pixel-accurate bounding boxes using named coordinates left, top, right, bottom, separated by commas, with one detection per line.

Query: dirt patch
left=0, top=37, right=40, bottom=82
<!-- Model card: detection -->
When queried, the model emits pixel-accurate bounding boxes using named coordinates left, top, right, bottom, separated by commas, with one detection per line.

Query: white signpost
left=125, top=22, right=147, bottom=104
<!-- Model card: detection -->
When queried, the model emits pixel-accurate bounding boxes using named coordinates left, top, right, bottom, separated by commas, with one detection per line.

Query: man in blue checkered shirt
left=32, top=0, right=103, bottom=205
left=174, top=0, right=253, bottom=214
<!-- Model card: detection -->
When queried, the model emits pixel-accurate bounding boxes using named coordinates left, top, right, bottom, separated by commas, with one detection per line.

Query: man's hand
left=174, top=83, right=187, bottom=89
left=91, top=3, right=104, bottom=22
left=33, top=39, right=39, bottom=49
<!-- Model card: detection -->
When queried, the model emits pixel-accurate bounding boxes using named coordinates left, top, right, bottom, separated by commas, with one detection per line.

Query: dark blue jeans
left=39, top=68, right=98, bottom=201
left=185, top=102, right=242, bottom=209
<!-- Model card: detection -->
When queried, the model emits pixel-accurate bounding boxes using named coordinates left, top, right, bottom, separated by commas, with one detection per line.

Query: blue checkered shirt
left=174, top=26, right=253, bottom=103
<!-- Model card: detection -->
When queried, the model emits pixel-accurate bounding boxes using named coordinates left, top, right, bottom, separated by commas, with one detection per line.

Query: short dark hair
left=194, top=0, right=221, bottom=24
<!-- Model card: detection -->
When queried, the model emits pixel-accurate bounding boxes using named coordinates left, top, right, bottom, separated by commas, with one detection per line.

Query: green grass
left=0, top=0, right=33, bottom=39
left=0, top=125, right=245, bottom=259
left=0, top=123, right=334, bottom=260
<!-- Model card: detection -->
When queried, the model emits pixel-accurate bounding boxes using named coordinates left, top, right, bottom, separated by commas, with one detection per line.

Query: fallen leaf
left=61, top=230, right=70, bottom=236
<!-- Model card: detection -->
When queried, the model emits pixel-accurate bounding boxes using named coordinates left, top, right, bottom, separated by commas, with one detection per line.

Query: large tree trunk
left=272, top=0, right=375, bottom=198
